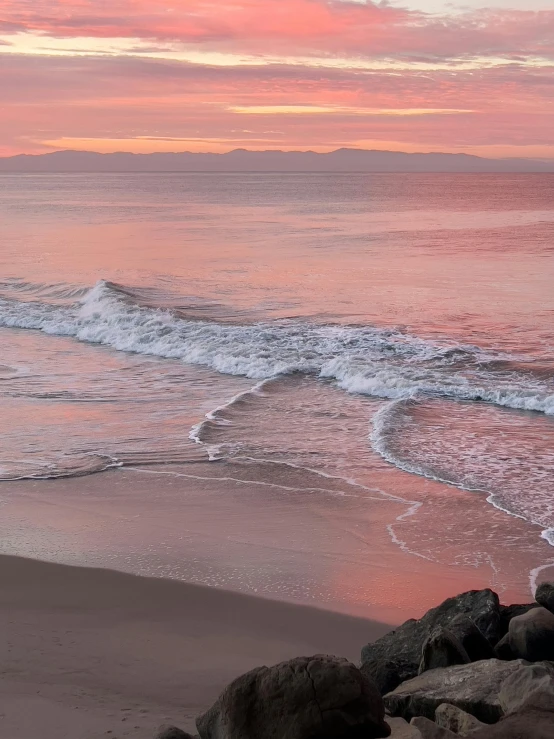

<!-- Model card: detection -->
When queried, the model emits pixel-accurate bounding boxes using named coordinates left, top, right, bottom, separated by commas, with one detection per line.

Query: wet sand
left=0, top=463, right=547, bottom=624
left=0, top=554, right=389, bottom=739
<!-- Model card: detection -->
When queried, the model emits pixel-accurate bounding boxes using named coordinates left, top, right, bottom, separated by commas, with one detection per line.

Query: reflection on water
left=0, top=172, right=553, bottom=615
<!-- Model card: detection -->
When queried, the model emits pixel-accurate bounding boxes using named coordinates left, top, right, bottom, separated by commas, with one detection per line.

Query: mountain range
left=1, top=148, right=553, bottom=173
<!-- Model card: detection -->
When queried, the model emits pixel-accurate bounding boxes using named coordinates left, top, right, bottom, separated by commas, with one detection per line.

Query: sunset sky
left=1, top=0, right=553, bottom=158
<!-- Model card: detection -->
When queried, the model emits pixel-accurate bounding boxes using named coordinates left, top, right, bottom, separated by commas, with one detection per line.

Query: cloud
left=0, top=1, right=552, bottom=156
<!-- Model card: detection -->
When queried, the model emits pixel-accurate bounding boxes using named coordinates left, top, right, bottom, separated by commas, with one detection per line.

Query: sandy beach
left=0, top=554, right=390, bottom=739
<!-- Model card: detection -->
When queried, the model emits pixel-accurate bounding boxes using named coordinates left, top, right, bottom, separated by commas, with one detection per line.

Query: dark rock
left=154, top=727, right=196, bottom=739
left=448, top=615, right=496, bottom=662
left=384, top=658, right=527, bottom=723
left=469, top=709, right=554, bottom=738
left=535, top=582, right=554, bottom=615
left=361, top=591, right=501, bottom=679
left=434, top=704, right=487, bottom=735
left=387, top=717, right=422, bottom=738
left=362, top=659, right=417, bottom=696
left=499, top=662, right=554, bottom=716
left=498, top=603, right=540, bottom=638
left=196, top=654, right=391, bottom=739
left=419, top=627, right=471, bottom=674
left=493, top=634, right=516, bottom=661
left=410, top=717, right=457, bottom=738
left=508, top=606, right=554, bottom=661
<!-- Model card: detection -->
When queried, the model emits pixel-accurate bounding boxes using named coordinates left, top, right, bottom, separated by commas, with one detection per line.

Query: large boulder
left=434, top=704, right=487, bottom=735
left=508, top=607, right=554, bottom=661
left=498, top=603, right=539, bottom=638
left=361, top=591, right=501, bottom=680
left=498, top=662, right=554, bottom=715
left=535, top=582, right=554, bottom=615
left=362, top=659, right=416, bottom=696
left=384, top=659, right=527, bottom=723
left=196, top=654, right=391, bottom=739
left=419, top=627, right=470, bottom=674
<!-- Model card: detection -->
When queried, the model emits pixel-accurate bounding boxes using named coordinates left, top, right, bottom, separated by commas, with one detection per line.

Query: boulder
left=361, top=591, right=501, bottom=680
left=469, top=709, right=554, bottom=738
left=419, top=627, right=471, bottom=674
left=196, top=654, right=391, bottom=739
left=447, top=615, right=496, bottom=662
left=362, top=659, right=416, bottom=696
left=384, top=659, right=528, bottom=723
left=498, top=603, right=539, bottom=638
left=434, top=704, right=487, bottom=735
left=154, top=727, right=196, bottom=739
left=508, top=606, right=554, bottom=661
left=410, top=717, right=458, bottom=738
left=387, top=717, right=422, bottom=738
left=498, top=662, right=554, bottom=715
left=535, top=582, right=554, bottom=615
left=493, top=634, right=515, bottom=661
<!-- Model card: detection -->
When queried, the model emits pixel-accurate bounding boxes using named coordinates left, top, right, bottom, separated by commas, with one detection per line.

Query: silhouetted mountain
left=1, top=148, right=553, bottom=173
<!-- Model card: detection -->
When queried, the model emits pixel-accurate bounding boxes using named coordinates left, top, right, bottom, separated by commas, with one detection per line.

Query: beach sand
left=0, top=462, right=549, bottom=737
left=0, top=554, right=389, bottom=739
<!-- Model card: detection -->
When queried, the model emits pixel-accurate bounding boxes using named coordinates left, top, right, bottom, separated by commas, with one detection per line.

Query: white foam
left=1, top=280, right=552, bottom=416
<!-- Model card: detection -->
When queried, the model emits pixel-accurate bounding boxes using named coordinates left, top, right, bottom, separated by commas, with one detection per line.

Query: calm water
left=1, top=172, right=553, bottom=602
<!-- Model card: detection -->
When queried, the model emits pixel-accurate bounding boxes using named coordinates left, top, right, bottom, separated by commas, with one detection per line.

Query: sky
left=1, top=0, right=553, bottom=158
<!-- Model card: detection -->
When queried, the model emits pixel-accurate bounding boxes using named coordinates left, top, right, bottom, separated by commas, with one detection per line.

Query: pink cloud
left=0, top=1, right=553, bottom=61
left=0, top=1, right=553, bottom=155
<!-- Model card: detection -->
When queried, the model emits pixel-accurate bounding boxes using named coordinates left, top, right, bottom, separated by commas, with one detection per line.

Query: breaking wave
left=1, top=279, right=553, bottom=415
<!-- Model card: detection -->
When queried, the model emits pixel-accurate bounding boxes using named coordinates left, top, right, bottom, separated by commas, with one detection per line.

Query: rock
left=493, top=634, right=516, bottom=661
left=361, top=591, right=501, bottom=680
left=387, top=717, right=422, bottom=738
left=154, top=727, right=196, bottom=739
left=434, top=704, right=487, bottom=735
left=419, top=627, right=471, bottom=674
left=508, top=606, right=554, bottom=661
left=410, top=717, right=458, bottom=738
left=447, top=615, right=496, bottom=662
left=469, top=709, right=554, bottom=738
left=535, top=582, right=554, bottom=615
left=498, top=603, right=540, bottom=638
left=499, top=662, right=554, bottom=715
left=196, top=654, right=391, bottom=739
left=384, top=658, right=528, bottom=723
left=362, top=659, right=416, bottom=696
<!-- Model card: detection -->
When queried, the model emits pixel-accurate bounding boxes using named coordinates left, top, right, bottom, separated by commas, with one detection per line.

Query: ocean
left=0, top=171, right=553, bottom=616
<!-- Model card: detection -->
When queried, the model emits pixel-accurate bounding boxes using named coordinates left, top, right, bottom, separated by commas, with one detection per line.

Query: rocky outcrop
left=384, top=659, right=526, bottom=723
left=196, top=654, right=391, bottom=739
left=434, top=704, right=487, bottom=735
left=507, top=606, right=554, bottom=661
left=535, top=582, right=554, bottom=614
left=361, top=591, right=501, bottom=682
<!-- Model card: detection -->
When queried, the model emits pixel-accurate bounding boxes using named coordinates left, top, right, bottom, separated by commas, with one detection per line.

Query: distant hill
left=1, top=148, right=553, bottom=173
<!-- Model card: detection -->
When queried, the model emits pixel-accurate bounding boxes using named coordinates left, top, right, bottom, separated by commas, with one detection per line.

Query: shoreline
left=0, top=463, right=550, bottom=623
left=0, top=553, right=390, bottom=738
